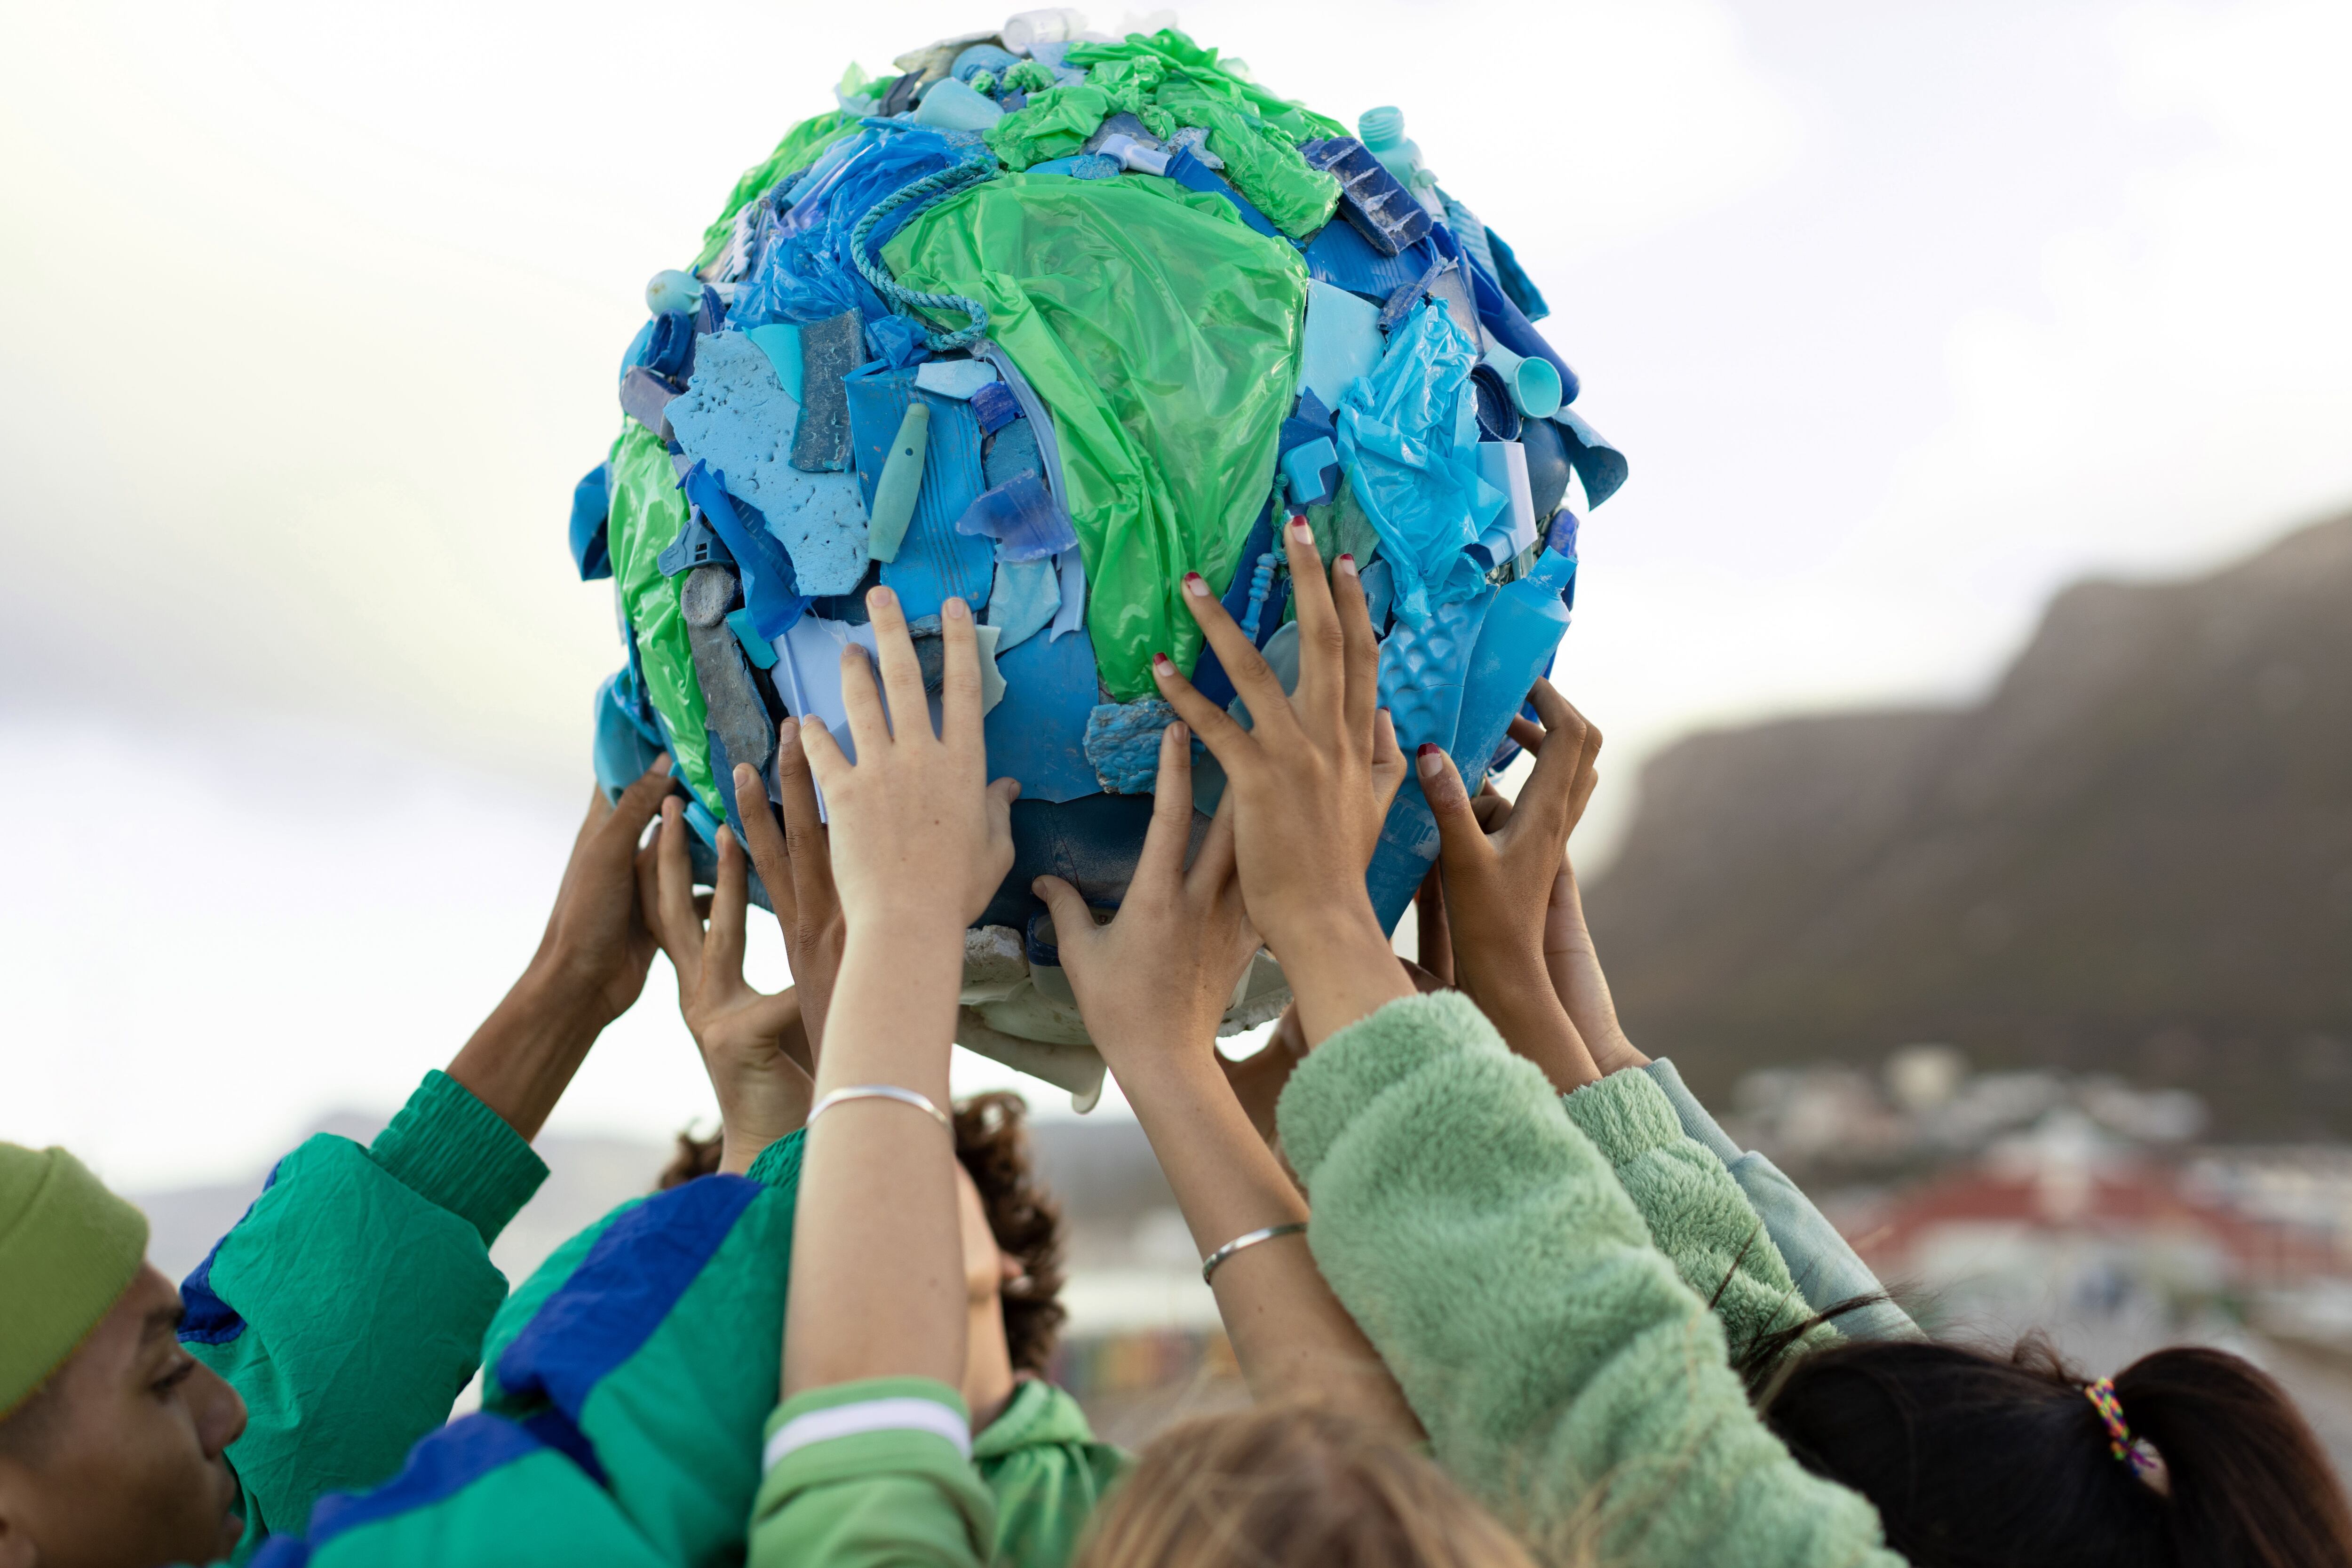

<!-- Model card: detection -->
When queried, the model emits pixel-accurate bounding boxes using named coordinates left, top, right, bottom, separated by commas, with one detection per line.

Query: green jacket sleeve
left=971, top=1380, right=1130, bottom=1568
left=1643, top=1060, right=1922, bottom=1342
left=477, top=1131, right=806, bottom=1568
left=751, top=1378, right=995, bottom=1568
left=183, top=1070, right=547, bottom=1553
left=1559, top=1071, right=1839, bottom=1369
left=1276, top=992, right=1903, bottom=1568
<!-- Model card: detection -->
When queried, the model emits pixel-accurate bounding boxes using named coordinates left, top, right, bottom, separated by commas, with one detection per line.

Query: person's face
left=954, top=1163, right=1023, bottom=1306
left=0, top=1265, right=248, bottom=1568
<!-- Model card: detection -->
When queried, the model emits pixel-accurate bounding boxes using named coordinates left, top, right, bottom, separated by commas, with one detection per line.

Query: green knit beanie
left=0, top=1144, right=149, bottom=1420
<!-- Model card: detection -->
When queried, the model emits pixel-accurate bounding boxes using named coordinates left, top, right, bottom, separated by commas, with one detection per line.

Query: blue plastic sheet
left=678, top=461, right=811, bottom=637
left=985, top=556, right=1061, bottom=650
left=842, top=364, right=991, bottom=619
left=982, top=622, right=1104, bottom=804
left=570, top=462, right=612, bottom=581
left=731, top=126, right=971, bottom=334
left=1305, top=222, right=1436, bottom=301
left=1333, top=299, right=1507, bottom=625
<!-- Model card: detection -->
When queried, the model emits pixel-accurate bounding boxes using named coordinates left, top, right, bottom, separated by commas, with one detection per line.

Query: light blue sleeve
left=1642, top=1060, right=1922, bottom=1341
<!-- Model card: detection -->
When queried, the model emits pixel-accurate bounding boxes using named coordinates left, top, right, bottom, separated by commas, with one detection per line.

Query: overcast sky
left=4, top=0, right=2348, bottom=1187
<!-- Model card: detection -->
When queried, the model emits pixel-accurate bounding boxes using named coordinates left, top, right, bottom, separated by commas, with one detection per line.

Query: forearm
left=445, top=958, right=617, bottom=1141
left=1545, top=862, right=1648, bottom=1074
left=783, top=922, right=966, bottom=1396
left=1273, top=907, right=1417, bottom=1049
left=1462, top=953, right=1603, bottom=1093
left=1115, top=1047, right=1420, bottom=1439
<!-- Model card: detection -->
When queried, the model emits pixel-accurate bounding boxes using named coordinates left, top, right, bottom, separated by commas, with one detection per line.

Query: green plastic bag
left=885, top=174, right=1308, bottom=700
left=607, top=422, right=721, bottom=812
left=690, top=111, right=859, bottom=274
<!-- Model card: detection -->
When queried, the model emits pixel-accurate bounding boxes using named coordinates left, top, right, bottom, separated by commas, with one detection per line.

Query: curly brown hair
left=653, top=1093, right=1069, bottom=1375
left=953, top=1091, right=1068, bottom=1376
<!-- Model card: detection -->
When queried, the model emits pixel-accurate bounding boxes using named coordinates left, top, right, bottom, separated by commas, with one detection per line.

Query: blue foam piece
left=666, top=331, right=870, bottom=596
left=985, top=557, right=1059, bottom=652
left=1083, top=698, right=1179, bottom=794
left=1305, top=222, right=1436, bottom=302
left=569, top=462, right=612, bottom=581
left=982, top=624, right=1104, bottom=804
left=842, top=365, right=991, bottom=620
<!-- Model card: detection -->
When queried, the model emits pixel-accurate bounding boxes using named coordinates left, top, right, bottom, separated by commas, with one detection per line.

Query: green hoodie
left=973, top=1379, right=1128, bottom=1568
left=181, top=1069, right=547, bottom=1559
left=1277, top=992, right=1904, bottom=1568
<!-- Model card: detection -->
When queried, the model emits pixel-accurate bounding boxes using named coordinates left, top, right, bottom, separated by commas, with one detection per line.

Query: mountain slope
left=1584, top=513, right=2352, bottom=1136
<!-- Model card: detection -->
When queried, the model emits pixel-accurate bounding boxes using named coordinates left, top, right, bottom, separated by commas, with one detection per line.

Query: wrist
left=522, top=946, right=628, bottom=1032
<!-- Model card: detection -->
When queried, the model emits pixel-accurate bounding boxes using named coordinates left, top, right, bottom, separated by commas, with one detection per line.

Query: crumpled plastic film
left=690, top=111, right=859, bottom=275
left=1335, top=298, right=1507, bottom=627
left=606, top=423, right=722, bottom=812
left=886, top=173, right=1307, bottom=700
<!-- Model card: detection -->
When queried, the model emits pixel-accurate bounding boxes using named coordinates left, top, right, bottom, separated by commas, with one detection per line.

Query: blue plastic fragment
left=1364, top=585, right=1499, bottom=929
left=746, top=324, right=804, bottom=401
left=1187, top=500, right=1276, bottom=707
left=664, top=331, right=871, bottom=597
left=1297, top=279, right=1385, bottom=412
left=1281, top=437, right=1340, bottom=505
left=1084, top=698, right=1181, bottom=794
left=726, top=608, right=779, bottom=669
left=1162, top=148, right=1279, bottom=238
left=969, top=380, right=1021, bottom=434
left=636, top=312, right=695, bottom=382
left=914, top=358, right=1000, bottom=399
left=956, top=473, right=1078, bottom=563
left=683, top=797, right=723, bottom=849
left=679, top=462, right=811, bottom=637
left=1299, top=137, right=1431, bottom=257
left=1051, top=549, right=1084, bottom=640
left=1550, top=406, right=1629, bottom=508
left=985, top=556, right=1060, bottom=652
left=592, top=666, right=666, bottom=800
left=1482, top=223, right=1549, bottom=323
left=842, top=364, right=991, bottom=618
left=655, top=506, right=733, bottom=577
left=620, top=366, right=683, bottom=436
left=953, top=41, right=1018, bottom=81
left=983, top=417, right=1042, bottom=490
left=1448, top=226, right=1579, bottom=406
left=865, top=313, right=930, bottom=369
left=569, top=462, right=612, bottom=581
left=1305, top=223, right=1435, bottom=302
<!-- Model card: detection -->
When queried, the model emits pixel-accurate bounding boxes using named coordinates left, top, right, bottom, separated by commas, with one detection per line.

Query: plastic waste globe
left=565, top=15, right=1629, bottom=1107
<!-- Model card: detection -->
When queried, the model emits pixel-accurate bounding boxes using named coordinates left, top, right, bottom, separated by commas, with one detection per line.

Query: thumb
left=1030, top=875, right=1095, bottom=963
left=1418, top=743, right=1488, bottom=875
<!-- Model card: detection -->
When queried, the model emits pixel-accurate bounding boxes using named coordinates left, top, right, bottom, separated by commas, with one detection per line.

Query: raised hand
left=731, top=722, right=846, bottom=1059
left=639, top=798, right=814, bottom=1174
left=1034, top=722, right=1258, bottom=1078
left=1149, top=515, right=1412, bottom=1047
left=1415, top=686, right=1605, bottom=1091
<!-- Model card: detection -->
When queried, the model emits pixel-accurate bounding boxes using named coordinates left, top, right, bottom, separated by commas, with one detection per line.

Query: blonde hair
left=1073, top=1403, right=1539, bottom=1568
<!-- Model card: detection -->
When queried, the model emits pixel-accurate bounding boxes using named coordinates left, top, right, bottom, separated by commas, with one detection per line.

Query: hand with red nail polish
left=1148, top=503, right=1411, bottom=1048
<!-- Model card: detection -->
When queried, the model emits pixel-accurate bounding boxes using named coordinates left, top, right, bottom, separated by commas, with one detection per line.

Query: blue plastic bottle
left=1452, top=548, right=1576, bottom=792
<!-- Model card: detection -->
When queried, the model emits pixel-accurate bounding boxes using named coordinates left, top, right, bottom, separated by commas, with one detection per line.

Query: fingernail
left=1182, top=573, right=1209, bottom=597
left=1336, top=552, right=1358, bottom=576
left=778, top=716, right=799, bottom=742
left=1153, top=652, right=1176, bottom=675
left=1170, top=720, right=1189, bottom=745
left=733, top=763, right=756, bottom=787
left=943, top=596, right=969, bottom=621
left=654, top=753, right=675, bottom=775
left=1289, top=516, right=1314, bottom=541
left=867, top=585, right=896, bottom=612
left=1417, top=746, right=1446, bottom=779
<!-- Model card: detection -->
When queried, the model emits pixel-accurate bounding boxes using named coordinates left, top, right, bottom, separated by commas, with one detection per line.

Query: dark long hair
left=1758, top=1335, right=2352, bottom=1567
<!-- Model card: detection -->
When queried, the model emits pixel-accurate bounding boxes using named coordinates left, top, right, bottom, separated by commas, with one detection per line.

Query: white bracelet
left=1200, top=1221, right=1308, bottom=1283
left=806, top=1084, right=952, bottom=1131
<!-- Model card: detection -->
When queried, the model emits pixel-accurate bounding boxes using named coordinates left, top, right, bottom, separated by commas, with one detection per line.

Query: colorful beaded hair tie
left=2083, top=1377, right=2155, bottom=1477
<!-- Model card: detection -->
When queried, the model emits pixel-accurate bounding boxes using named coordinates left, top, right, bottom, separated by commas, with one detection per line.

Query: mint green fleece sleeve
left=751, top=1378, right=995, bottom=1568
left=185, top=1072, right=546, bottom=1555
left=1643, top=1061, right=1922, bottom=1342
left=1560, top=1071, right=1839, bottom=1369
left=1278, top=992, right=1902, bottom=1568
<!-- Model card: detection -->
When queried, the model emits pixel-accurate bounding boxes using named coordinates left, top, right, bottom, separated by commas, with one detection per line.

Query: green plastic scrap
left=690, top=110, right=860, bottom=274
left=607, top=422, right=722, bottom=812
left=1000, top=58, right=1057, bottom=95
left=885, top=174, right=1308, bottom=700
left=985, top=29, right=1342, bottom=239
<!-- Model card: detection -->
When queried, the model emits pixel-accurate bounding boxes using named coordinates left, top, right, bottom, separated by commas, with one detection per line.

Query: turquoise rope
left=850, top=156, right=998, bottom=350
